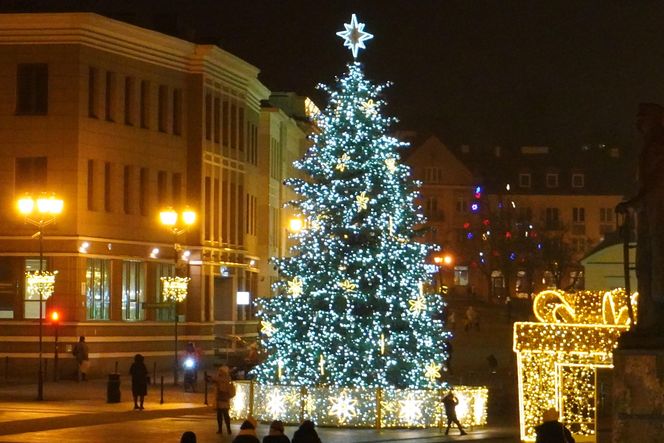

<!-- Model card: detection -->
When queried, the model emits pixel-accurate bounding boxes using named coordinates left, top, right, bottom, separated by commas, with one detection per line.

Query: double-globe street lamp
left=17, top=193, right=63, bottom=401
left=159, top=207, right=196, bottom=386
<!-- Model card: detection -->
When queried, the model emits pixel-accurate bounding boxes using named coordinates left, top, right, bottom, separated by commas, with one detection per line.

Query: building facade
left=0, top=13, right=313, bottom=377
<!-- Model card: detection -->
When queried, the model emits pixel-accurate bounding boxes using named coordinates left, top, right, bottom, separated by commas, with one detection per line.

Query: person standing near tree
left=212, top=365, right=235, bottom=435
left=535, top=408, right=575, bottom=443
left=72, top=336, right=89, bottom=381
left=442, top=390, right=468, bottom=436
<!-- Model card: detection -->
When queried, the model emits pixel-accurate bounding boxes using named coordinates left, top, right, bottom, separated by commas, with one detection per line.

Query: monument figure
left=617, top=103, right=664, bottom=337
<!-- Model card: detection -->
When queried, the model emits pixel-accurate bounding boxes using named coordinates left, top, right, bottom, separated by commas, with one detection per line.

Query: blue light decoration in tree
left=253, top=15, right=450, bottom=390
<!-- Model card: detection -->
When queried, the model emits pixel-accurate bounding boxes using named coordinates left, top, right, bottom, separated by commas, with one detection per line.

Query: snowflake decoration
left=424, top=361, right=442, bottom=382
left=338, top=279, right=357, bottom=292
left=266, top=390, right=286, bottom=417
left=261, top=321, right=276, bottom=337
left=328, top=392, right=358, bottom=424
left=384, top=158, right=397, bottom=173
left=336, top=153, right=350, bottom=172
left=355, top=191, right=370, bottom=211
left=336, top=13, right=374, bottom=58
left=287, top=276, right=303, bottom=297
left=408, top=295, right=427, bottom=315
left=399, top=393, right=423, bottom=424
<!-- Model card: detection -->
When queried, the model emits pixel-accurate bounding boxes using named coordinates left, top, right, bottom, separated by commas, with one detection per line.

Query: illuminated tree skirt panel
left=229, top=382, right=487, bottom=428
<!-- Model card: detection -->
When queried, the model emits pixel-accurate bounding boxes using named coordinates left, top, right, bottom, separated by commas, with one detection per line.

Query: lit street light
left=17, top=193, right=63, bottom=401
left=159, top=207, right=196, bottom=386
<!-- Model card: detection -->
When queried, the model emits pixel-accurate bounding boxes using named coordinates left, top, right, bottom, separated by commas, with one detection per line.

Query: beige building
left=0, top=13, right=314, bottom=377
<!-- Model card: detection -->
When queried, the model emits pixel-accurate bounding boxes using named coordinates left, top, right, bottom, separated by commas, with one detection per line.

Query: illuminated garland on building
left=25, top=270, right=56, bottom=300
left=160, top=276, right=190, bottom=303
left=514, top=289, right=635, bottom=441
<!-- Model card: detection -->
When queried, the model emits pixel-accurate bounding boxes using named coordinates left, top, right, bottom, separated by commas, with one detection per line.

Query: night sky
left=5, top=0, right=664, bottom=152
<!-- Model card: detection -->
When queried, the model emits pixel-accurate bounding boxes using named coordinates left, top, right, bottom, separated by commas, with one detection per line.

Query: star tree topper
left=336, top=14, right=374, bottom=58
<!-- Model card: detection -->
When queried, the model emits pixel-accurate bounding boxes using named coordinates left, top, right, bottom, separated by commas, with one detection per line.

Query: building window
left=88, top=67, right=98, bottom=118
left=122, top=261, right=145, bottom=321
left=546, top=173, right=559, bottom=188
left=158, top=85, right=168, bottom=133
left=123, top=165, right=131, bottom=214
left=600, top=207, right=615, bottom=234
left=205, top=93, right=212, bottom=141
left=572, top=207, right=585, bottom=235
left=424, top=167, right=443, bottom=183
left=270, top=138, right=281, bottom=180
left=454, top=266, right=469, bottom=286
left=155, top=263, right=175, bottom=321
left=105, top=71, right=115, bottom=121
left=572, top=173, right=584, bottom=188
left=545, top=207, right=560, bottom=229
left=15, top=157, right=47, bottom=193
left=455, top=197, right=468, bottom=213
left=139, top=167, right=149, bottom=216
left=517, top=206, right=533, bottom=222
left=172, top=173, right=182, bottom=207
left=518, top=173, right=531, bottom=188
left=24, top=258, right=47, bottom=319
left=157, top=171, right=167, bottom=205
left=17, top=63, right=48, bottom=115
left=104, top=162, right=112, bottom=212
left=86, top=258, right=111, bottom=320
left=172, top=89, right=182, bottom=135
left=87, top=160, right=95, bottom=211
left=140, top=80, right=150, bottom=129
left=124, top=77, right=134, bottom=126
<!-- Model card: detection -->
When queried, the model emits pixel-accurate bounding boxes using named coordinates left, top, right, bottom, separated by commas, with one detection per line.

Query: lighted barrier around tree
left=513, top=289, right=636, bottom=442
left=228, top=381, right=487, bottom=429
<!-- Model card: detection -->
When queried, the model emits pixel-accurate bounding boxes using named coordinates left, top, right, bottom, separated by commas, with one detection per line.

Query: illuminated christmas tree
left=254, top=15, right=449, bottom=389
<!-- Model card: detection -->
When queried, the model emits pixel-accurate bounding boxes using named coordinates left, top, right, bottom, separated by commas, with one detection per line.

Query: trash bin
left=107, top=373, right=121, bottom=403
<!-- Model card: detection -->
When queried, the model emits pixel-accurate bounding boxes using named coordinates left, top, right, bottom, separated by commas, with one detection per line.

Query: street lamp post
left=159, top=207, right=196, bottom=386
left=17, top=193, right=63, bottom=401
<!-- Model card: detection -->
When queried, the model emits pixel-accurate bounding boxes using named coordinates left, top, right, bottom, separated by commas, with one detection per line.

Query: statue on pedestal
left=617, top=103, right=664, bottom=340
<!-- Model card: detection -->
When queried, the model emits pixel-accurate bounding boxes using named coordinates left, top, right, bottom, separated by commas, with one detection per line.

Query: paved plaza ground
left=0, top=377, right=519, bottom=442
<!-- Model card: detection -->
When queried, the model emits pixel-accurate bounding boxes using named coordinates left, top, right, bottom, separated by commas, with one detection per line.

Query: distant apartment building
left=0, top=13, right=314, bottom=376
left=405, top=137, right=630, bottom=299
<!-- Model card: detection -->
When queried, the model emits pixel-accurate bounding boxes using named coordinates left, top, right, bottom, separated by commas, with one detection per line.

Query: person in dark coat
left=535, top=408, right=575, bottom=443
left=263, top=420, right=290, bottom=443
left=129, top=353, right=148, bottom=410
left=232, top=417, right=259, bottom=443
left=442, top=390, right=467, bottom=436
left=292, top=420, right=321, bottom=443
left=180, top=431, right=197, bottom=443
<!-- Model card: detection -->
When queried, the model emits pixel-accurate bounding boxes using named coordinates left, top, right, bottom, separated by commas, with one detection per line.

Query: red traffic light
left=49, top=311, right=60, bottom=323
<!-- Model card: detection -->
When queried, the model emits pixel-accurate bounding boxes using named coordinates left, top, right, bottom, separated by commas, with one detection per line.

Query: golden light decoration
left=355, top=191, right=370, bottom=210
left=423, top=361, right=441, bottom=382
left=514, top=289, right=634, bottom=442
left=361, top=99, right=377, bottom=117
left=384, top=158, right=397, bottom=173
left=319, top=355, right=325, bottom=376
left=328, top=391, right=358, bottom=425
left=287, top=277, right=304, bottom=297
left=338, top=279, right=357, bottom=292
left=25, top=271, right=57, bottom=300
left=336, top=153, right=351, bottom=172
left=408, top=295, right=427, bottom=315
left=231, top=381, right=487, bottom=429
left=261, top=321, right=276, bottom=337
left=160, top=276, right=190, bottom=303
left=379, top=333, right=386, bottom=355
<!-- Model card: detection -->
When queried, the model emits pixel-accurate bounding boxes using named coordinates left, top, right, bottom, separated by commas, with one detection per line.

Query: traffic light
left=49, top=310, right=60, bottom=324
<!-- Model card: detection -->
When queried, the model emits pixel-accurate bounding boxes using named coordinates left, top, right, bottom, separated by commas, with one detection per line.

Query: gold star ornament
left=336, top=153, right=350, bottom=172
left=287, top=277, right=303, bottom=297
left=408, top=295, right=427, bottom=315
left=261, top=321, right=276, bottom=337
left=424, top=361, right=442, bottom=382
left=355, top=191, right=370, bottom=211
left=361, top=99, right=377, bottom=117
left=338, top=279, right=357, bottom=292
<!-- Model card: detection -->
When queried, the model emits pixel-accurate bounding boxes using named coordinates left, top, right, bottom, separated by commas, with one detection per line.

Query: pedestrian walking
left=233, top=417, right=259, bottom=443
left=72, top=336, right=89, bottom=381
left=129, top=353, right=148, bottom=410
left=180, top=431, right=197, bottom=443
left=442, top=390, right=468, bottom=436
left=212, top=365, right=236, bottom=435
left=292, top=419, right=322, bottom=443
left=464, top=305, right=480, bottom=332
left=263, top=420, right=290, bottom=443
left=535, top=408, right=575, bottom=443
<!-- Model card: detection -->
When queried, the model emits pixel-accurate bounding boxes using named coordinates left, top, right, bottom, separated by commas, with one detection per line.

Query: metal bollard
left=160, top=375, right=164, bottom=404
left=204, top=371, right=208, bottom=405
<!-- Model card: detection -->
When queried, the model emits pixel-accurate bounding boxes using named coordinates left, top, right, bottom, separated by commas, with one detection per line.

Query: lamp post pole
left=17, top=193, right=63, bottom=402
left=172, top=233, right=179, bottom=387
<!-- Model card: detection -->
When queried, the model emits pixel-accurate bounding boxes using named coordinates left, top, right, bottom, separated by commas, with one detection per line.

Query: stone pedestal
left=612, top=348, right=664, bottom=442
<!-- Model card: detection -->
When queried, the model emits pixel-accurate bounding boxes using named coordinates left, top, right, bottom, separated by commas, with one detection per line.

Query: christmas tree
left=255, top=14, right=449, bottom=390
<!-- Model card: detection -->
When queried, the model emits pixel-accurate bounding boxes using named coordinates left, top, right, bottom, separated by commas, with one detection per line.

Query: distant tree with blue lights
left=254, top=15, right=450, bottom=389
left=459, top=187, right=542, bottom=299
